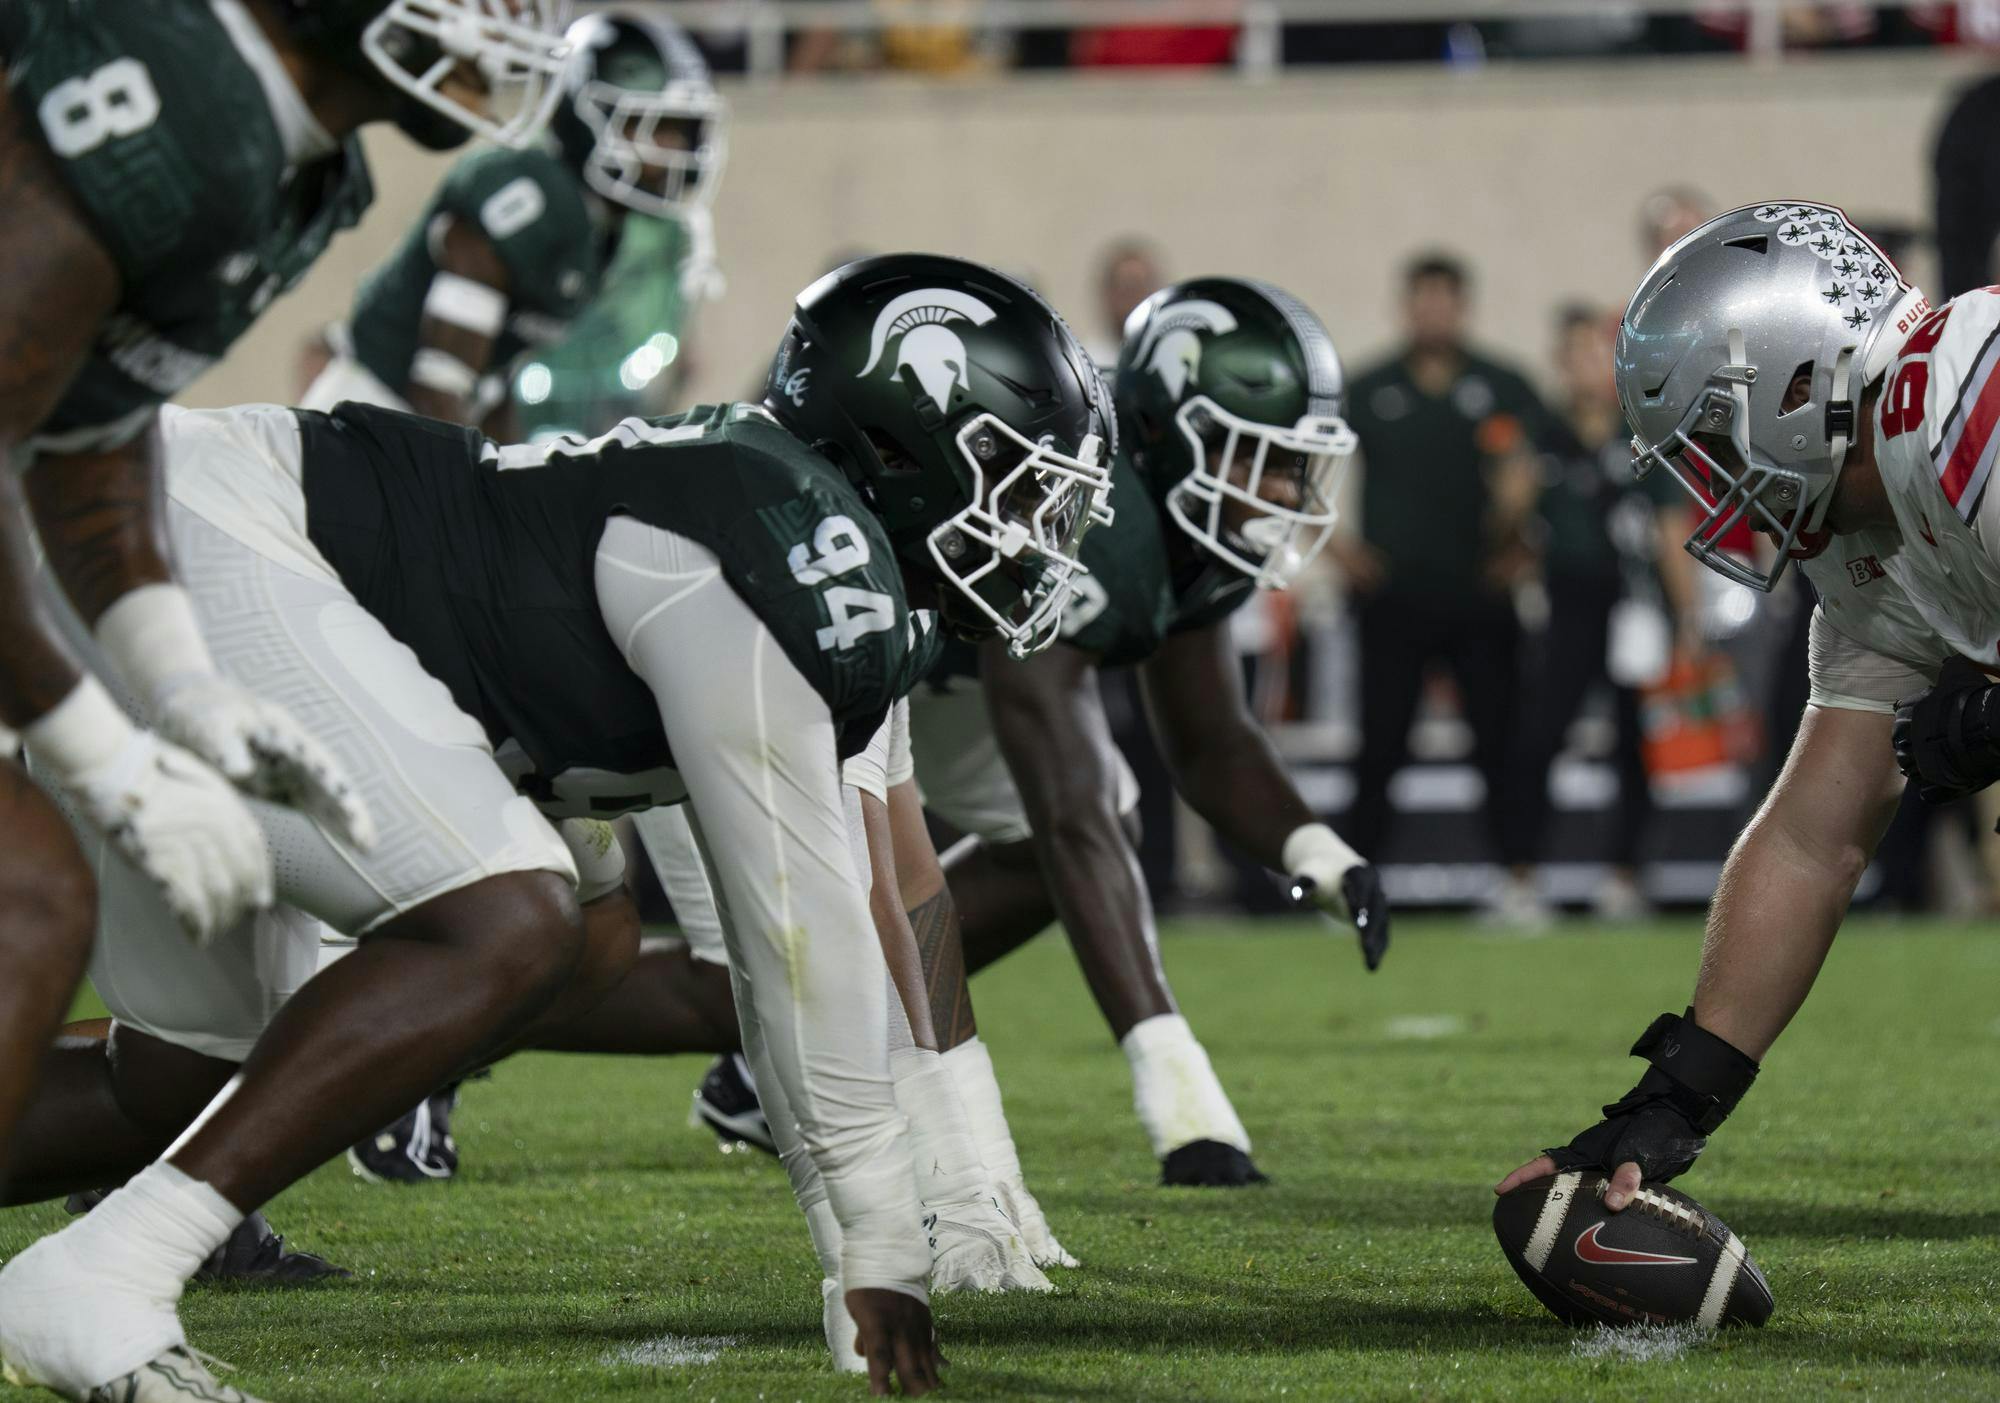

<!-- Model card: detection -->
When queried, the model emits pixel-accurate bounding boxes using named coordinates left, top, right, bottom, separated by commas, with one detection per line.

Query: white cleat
left=992, top=1172, right=1079, bottom=1270
left=73, top=1348, right=267, bottom=1402
left=924, top=1199, right=1052, bottom=1294
left=822, top=1277, right=866, bottom=1374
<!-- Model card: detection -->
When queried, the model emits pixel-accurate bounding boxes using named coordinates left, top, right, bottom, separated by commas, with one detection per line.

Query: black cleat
left=1160, top=1139, right=1270, bottom=1188
left=690, top=1053, right=777, bottom=1156
left=195, top=1209, right=351, bottom=1286
left=66, top=1191, right=349, bottom=1287
left=348, top=1083, right=461, bottom=1184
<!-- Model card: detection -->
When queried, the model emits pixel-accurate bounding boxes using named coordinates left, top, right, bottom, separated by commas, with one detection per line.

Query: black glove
left=1342, top=864, right=1391, bottom=972
left=1892, top=657, right=2000, bottom=806
left=1546, top=1010, right=1759, bottom=1184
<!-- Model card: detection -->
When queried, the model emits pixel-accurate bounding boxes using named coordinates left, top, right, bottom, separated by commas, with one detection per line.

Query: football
left=1493, top=1171, right=1774, bottom=1329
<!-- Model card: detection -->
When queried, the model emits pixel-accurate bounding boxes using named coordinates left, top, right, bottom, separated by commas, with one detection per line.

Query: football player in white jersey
left=1496, top=202, right=1987, bottom=1211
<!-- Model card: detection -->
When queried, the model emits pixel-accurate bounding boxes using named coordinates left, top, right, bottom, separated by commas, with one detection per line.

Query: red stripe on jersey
left=1940, top=357, right=2000, bottom=507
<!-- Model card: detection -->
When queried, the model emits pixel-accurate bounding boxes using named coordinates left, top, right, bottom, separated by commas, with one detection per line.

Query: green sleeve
left=0, top=0, right=283, bottom=282
left=438, top=148, right=597, bottom=319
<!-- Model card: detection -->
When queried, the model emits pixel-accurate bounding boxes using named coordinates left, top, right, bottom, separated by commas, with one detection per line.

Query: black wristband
left=1627, top=1009, right=1759, bottom=1134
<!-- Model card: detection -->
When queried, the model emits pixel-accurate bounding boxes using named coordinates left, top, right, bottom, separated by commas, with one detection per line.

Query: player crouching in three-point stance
left=909, top=277, right=1390, bottom=1185
left=1498, top=201, right=1994, bottom=1215
left=0, top=254, right=1113, bottom=1402
left=670, top=276, right=1389, bottom=1189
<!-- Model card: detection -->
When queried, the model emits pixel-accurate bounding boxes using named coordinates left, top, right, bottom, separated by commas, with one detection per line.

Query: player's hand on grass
left=155, top=673, right=377, bottom=851
left=845, top=1287, right=942, bottom=1396
left=1496, top=1152, right=1646, bottom=1212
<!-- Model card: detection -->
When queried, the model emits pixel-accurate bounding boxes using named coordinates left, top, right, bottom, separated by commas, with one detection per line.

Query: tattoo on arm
left=25, top=425, right=172, bottom=626
left=908, top=884, right=978, bottom=1049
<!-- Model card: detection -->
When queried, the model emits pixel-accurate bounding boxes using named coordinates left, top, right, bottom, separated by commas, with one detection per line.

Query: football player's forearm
left=1690, top=814, right=1851, bottom=1061
left=1690, top=705, right=1902, bottom=1060
left=23, top=429, right=173, bottom=627
left=1167, top=724, right=1314, bottom=871
left=0, top=466, right=82, bottom=726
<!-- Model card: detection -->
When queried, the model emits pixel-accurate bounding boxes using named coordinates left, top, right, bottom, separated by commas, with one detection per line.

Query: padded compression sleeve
left=595, top=517, right=928, bottom=1300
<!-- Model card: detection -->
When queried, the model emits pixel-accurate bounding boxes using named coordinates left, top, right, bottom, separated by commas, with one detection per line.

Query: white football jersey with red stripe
left=1865, top=288, right=2000, bottom=668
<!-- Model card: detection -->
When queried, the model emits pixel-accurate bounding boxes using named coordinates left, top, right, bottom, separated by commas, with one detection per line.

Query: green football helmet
left=764, top=254, right=1115, bottom=657
left=551, top=10, right=726, bottom=220
left=279, top=0, right=572, bottom=151
left=1115, top=277, right=1356, bottom=589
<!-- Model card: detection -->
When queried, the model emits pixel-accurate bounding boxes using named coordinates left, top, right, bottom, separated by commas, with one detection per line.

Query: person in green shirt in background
left=1336, top=253, right=1550, bottom=911
left=1491, top=304, right=1703, bottom=925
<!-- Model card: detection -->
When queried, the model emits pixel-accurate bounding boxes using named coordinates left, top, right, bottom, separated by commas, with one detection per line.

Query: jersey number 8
left=788, top=515, right=897, bottom=652
left=39, top=60, right=161, bottom=159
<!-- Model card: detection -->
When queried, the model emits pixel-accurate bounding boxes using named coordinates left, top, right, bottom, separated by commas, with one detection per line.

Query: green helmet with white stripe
left=1114, top=276, right=1356, bottom=590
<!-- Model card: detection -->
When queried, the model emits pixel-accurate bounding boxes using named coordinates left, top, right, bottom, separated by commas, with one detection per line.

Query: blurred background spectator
left=1494, top=305, right=1695, bottom=925
left=1336, top=253, right=1547, bottom=908
left=1090, top=238, right=1168, bottom=367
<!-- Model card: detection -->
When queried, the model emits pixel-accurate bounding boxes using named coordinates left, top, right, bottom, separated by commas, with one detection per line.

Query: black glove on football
left=1892, top=657, right=2000, bottom=806
left=1545, top=1010, right=1760, bottom=1184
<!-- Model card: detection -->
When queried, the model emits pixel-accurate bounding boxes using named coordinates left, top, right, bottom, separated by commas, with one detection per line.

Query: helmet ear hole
left=862, top=428, right=919, bottom=475
left=1778, top=362, right=1816, bottom=417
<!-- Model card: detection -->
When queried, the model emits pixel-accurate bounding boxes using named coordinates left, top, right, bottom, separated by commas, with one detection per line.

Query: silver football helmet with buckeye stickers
left=1617, top=201, right=1928, bottom=591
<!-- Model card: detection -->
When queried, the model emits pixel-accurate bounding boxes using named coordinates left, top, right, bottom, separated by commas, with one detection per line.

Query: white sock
left=940, top=1037, right=1023, bottom=1182
left=72, top=1163, right=242, bottom=1297
left=891, top=1049, right=988, bottom=1208
left=1120, top=1014, right=1251, bottom=1159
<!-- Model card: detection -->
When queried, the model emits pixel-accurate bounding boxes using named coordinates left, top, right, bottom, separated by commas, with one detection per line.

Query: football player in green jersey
left=938, top=277, right=1389, bottom=1186
left=666, top=277, right=1388, bottom=1190
left=297, top=9, right=729, bottom=1183
left=305, top=7, right=725, bottom=431
left=0, top=0, right=567, bottom=1337
left=0, top=255, right=1111, bottom=1400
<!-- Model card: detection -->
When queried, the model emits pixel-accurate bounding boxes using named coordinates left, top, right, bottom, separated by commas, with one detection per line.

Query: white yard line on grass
left=610, top=1335, right=740, bottom=1368
left=1570, top=1322, right=1714, bottom=1363
left=1383, top=1014, right=1466, bottom=1040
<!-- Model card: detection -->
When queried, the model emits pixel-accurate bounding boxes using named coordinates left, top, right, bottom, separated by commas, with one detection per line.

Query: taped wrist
left=95, top=585, right=217, bottom=709
left=1613, top=1009, right=1760, bottom=1135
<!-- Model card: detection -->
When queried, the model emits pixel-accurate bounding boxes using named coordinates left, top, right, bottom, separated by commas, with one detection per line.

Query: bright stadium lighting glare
left=620, top=344, right=666, bottom=391
left=518, top=362, right=552, bottom=405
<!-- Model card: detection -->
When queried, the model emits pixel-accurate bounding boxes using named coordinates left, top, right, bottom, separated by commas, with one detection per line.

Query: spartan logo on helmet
left=857, top=290, right=999, bottom=409
left=1132, top=300, right=1238, bottom=401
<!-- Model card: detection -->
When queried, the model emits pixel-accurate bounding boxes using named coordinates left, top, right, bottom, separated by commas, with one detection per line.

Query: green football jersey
left=347, top=146, right=614, bottom=399
left=930, top=451, right=1254, bottom=684
left=0, top=0, right=371, bottom=448
left=511, top=212, right=699, bottom=440
left=300, top=401, right=934, bottom=809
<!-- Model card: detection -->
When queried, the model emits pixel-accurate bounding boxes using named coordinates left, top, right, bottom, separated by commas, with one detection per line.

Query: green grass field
left=4, top=917, right=1996, bottom=1401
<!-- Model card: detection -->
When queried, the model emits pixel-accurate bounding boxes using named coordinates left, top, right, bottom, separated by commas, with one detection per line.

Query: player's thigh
left=167, top=507, right=574, bottom=935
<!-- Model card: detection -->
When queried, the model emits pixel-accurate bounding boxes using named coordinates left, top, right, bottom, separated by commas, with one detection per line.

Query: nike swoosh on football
left=1573, top=1221, right=1699, bottom=1267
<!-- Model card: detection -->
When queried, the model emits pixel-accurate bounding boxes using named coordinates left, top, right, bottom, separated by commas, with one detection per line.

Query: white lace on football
left=1164, top=396, right=1356, bottom=590
left=362, top=0, right=573, bottom=149
left=927, top=415, right=1113, bottom=659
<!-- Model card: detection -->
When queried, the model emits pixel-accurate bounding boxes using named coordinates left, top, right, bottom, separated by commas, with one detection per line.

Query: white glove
left=98, top=586, right=375, bottom=852
left=992, top=1172, right=1079, bottom=1271
left=924, top=1198, right=1052, bottom=1295
left=27, top=678, right=272, bottom=944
